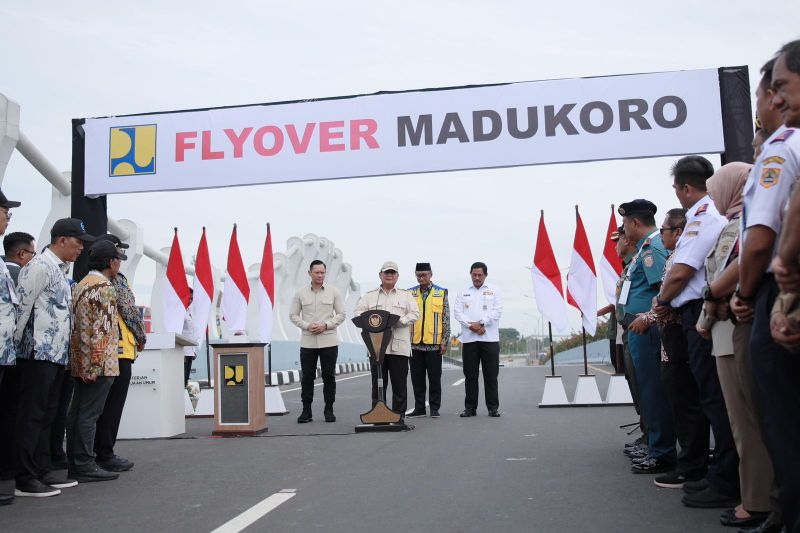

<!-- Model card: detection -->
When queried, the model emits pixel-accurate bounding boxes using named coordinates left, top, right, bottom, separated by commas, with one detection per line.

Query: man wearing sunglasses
left=2, top=232, right=36, bottom=285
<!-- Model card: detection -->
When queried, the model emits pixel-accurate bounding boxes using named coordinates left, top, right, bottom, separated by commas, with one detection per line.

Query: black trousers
left=462, top=341, right=500, bottom=411
left=621, top=323, right=647, bottom=438
left=13, top=359, right=64, bottom=483
left=410, top=349, right=442, bottom=411
left=50, top=368, right=73, bottom=461
left=184, top=357, right=193, bottom=386
left=0, top=366, right=19, bottom=481
left=94, top=358, right=132, bottom=462
left=67, top=377, right=114, bottom=468
left=370, top=354, right=408, bottom=415
left=659, top=321, right=710, bottom=477
left=750, top=275, right=800, bottom=531
left=680, top=299, right=740, bottom=498
left=300, top=346, right=338, bottom=408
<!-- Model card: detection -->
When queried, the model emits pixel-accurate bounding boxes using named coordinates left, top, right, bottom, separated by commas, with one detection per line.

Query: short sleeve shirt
left=625, top=231, right=668, bottom=314
left=742, top=126, right=800, bottom=271
left=671, top=195, right=727, bottom=307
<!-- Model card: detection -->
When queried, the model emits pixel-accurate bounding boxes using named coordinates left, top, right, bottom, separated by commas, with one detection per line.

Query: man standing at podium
left=354, top=261, right=420, bottom=420
left=407, top=263, right=449, bottom=419
left=290, top=260, right=345, bottom=423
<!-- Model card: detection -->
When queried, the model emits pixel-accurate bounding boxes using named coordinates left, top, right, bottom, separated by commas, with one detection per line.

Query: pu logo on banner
left=109, top=125, right=157, bottom=177
left=224, top=364, right=245, bottom=386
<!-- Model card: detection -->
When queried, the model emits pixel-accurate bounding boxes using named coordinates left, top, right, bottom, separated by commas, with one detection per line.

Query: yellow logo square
left=224, top=364, right=245, bottom=386
left=109, top=125, right=157, bottom=177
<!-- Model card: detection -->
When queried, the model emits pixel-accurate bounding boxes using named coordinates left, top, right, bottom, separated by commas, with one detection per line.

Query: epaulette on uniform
left=770, top=129, right=795, bottom=144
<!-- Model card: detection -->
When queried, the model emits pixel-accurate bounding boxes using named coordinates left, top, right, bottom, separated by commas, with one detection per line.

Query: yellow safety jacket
left=118, top=316, right=137, bottom=361
left=410, top=284, right=446, bottom=345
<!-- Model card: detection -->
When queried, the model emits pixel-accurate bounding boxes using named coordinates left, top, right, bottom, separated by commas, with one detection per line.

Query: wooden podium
left=209, top=339, right=267, bottom=436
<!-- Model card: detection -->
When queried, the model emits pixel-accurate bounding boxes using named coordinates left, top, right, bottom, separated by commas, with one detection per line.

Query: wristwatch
left=702, top=283, right=722, bottom=302
left=655, top=295, right=670, bottom=307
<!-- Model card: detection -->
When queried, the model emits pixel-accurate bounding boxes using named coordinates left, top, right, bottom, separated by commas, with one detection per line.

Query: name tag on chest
left=618, top=280, right=631, bottom=306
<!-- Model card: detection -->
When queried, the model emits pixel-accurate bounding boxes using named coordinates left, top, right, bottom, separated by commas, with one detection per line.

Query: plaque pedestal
left=210, top=339, right=268, bottom=436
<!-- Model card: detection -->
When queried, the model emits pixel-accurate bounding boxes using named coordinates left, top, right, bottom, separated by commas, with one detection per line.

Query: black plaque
left=219, top=353, right=248, bottom=424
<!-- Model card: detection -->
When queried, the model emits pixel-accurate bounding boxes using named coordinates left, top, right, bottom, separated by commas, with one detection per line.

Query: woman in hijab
left=699, top=162, right=774, bottom=528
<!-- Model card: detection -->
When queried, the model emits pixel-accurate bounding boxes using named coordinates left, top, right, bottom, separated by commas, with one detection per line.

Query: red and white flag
left=163, top=228, right=191, bottom=334
left=599, top=206, right=623, bottom=305
left=190, top=227, right=214, bottom=343
left=531, top=211, right=569, bottom=333
left=566, top=207, right=598, bottom=335
left=257, top=224, right=275, bottom=343
left=222, top=224, right=250, bottom=333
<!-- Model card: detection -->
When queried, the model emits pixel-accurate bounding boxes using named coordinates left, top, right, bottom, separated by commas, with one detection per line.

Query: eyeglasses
left=382, top=270, right=398, bottom=275
left=659, top=227, right=678, bottom=234
left=20, top=249, right=36, bottom=257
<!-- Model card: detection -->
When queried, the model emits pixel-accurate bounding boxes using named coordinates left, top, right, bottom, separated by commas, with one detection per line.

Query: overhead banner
left=82, top=69, right=724, bottom=195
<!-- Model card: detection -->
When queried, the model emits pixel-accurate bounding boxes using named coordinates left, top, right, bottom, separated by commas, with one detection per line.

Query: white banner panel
left=83, top=69, right=724, bottom=195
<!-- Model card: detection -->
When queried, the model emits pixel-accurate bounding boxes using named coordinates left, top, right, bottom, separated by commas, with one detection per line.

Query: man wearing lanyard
left=618, top=200, right=676, bottom=475
left=654, top=155, right=739, bottom=509
left=407, top=262, right=450, bottom=419
left=454, top=262, right=503, bottom=418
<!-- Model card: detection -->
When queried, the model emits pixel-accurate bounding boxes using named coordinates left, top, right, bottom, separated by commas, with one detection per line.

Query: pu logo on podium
left=224, top=364, right=245, bottom=386
left=109, top=125, right=157, bottom=177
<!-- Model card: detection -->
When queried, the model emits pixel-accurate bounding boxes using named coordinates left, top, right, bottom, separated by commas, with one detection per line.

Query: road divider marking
left=588, top=364, right=614, bottom=376
left=452, top=378, right=466, bottom=387
left=211, top=489, right=296, bottom=533
left=282, top=372, right=370, bottom=393
left=506, top=457, right=537, bottom=461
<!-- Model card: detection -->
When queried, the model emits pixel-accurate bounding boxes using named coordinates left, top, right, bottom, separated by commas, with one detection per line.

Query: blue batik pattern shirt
left=0, top=261, right=18, bottom=366
left=15, top=248, right=72, bottom=366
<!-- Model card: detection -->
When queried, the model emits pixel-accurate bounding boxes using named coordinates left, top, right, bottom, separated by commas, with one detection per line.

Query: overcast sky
left=1, top=1, right=798, bottom=337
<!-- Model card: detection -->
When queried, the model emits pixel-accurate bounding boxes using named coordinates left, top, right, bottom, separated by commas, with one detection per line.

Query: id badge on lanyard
left=618, top=279, right=631, bottom=306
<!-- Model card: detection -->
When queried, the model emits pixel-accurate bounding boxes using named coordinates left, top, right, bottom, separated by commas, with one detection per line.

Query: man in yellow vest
left=407, top=263, right=450, bottom=418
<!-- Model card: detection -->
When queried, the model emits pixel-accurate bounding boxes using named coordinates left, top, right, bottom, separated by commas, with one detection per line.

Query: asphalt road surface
left=4, top=364, right=730, bottom=532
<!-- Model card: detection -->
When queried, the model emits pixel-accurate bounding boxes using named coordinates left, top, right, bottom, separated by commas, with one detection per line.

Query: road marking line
left=211, top=489, right=296, bottom=533
left=282, top=372, right=370, bottom=393
left=452, top=378, right=466, bottom=387
left=588, top=364, right=614, bottom=376
left=506, top=457, right=537, bottom=461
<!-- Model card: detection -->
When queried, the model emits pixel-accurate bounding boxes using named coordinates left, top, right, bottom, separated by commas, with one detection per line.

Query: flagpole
left=266, top=222, right=273, bottom=386
left=548, top=321, right=555, bottom=377
left=205, top=327, right=211, bottom=386
left=581, top=324, right=588, bottom=376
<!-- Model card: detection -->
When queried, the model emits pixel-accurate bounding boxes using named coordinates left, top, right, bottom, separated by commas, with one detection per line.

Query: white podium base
left=605, top=374, right=634, bottom=405
left=538, top=376, right=570, bottom=407
left=572, top=375, right=603, bottom=406
left=193, top=388, right=215, bottom=417
left=265, top=385, right=289, bottom=415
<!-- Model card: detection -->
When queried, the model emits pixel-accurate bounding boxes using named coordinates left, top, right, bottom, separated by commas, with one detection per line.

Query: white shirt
left=671, top=194, right=726, bottom=307
left=454, top=282, right=503, bottom=343
left=182, top=309, right=196, bottom=359
left=742, top=126, right=800, bottom=272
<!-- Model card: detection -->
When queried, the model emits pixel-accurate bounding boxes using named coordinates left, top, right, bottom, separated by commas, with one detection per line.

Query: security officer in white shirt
left=737, top=48, right=800, bottom=532
left=453, top=262, right=503, bottom=417
left=654, top=155, right=739, bottom=508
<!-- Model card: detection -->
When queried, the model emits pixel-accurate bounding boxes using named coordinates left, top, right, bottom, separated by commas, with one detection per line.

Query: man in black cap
left=93, top=234, right=144, bottom=472
left=618, top=200, right=677, bottom=475
left=13, top=218, right=95, bottom=497
left=407, top=263, right=450, bottom=418
left=67, top=240, right=126, bottom=483
left=0, top=188, right=21, bottom=505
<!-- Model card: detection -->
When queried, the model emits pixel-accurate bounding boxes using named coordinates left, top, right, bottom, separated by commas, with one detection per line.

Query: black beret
left=415, top=262, right=432, bottom=272
left=618, top=199, right=657, bottom=217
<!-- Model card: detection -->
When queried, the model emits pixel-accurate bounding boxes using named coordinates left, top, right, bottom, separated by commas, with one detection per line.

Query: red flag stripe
left=572, top=213, right=596, bottom=275
left=166, top=229, right=191, bottom=307
left=602, top=209, right=623, bottom=275
left=227, top=225, right=250, bottom=301
left=195, top=228, right=214, bottom=298
left=260, top=224, right=275, bottom=306
left=533, top=214, right=564, bottom=296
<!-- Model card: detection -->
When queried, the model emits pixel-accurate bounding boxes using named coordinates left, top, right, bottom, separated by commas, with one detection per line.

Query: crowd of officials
left=0, top=213, right=147, bottom=504
left=600, top=40, right=800, bottom=533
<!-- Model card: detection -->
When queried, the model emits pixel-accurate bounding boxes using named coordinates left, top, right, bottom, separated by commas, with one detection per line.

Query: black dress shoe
left=681, top=486, right=739, bottom=508
left=406, top=409, right=427, bottom=418
left=0, top=494, right=12, bottom=505
left=97, top=455, right=134, bottom=473
left=459, top=409, right=476, bottom=417
left=297, top=409, right=313, bottom=423
left=68, top=466, right=119, bottom=483
left=736, top=512, right=783, bottom=533
left=324, top=409, right=336, bottom=423
left=682, top=477, right=709, bottom=494
left=488, top=410, right=501, bottom=417
left=719, top=508, right=769, bottom=528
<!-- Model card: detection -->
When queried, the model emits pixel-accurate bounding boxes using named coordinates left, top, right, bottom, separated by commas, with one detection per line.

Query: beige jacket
left=289, top=284, right=345, bottom=348
left=354, top=286, right=420, bottom=357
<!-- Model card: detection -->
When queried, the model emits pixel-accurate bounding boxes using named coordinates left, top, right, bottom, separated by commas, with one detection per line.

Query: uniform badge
left=688, top=220, right=702, bottom=228
left=685, top=230, right=699, bottom=237
left=643, top=255, right=654, bottom=268
left=696, top=204, right=708, bottom=215
left=770, top=129, right=795, bottom=144
left=763, top=156, right=786, bottom=165
left=760, top=167, right=781, bottom=189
